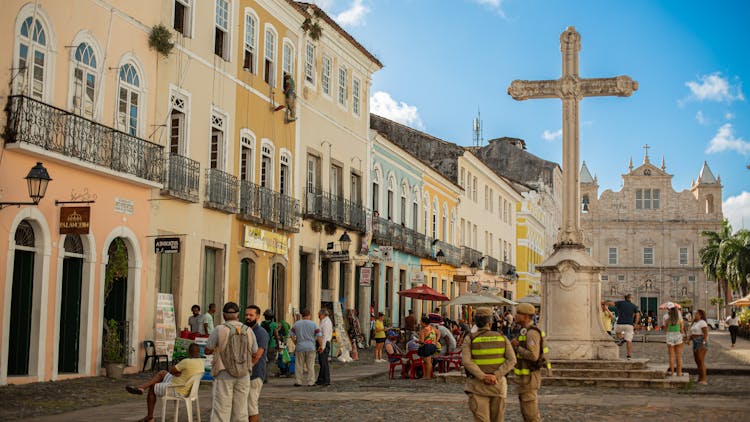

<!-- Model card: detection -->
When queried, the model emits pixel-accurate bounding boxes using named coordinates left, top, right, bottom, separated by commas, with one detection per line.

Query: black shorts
left=418, top=344, right=437, bottom=357
left=375, top=338, right=386, bottom=344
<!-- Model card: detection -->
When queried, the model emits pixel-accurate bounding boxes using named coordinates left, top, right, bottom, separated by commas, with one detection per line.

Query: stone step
left=550, top=359, right=649, bottom=370
left=549, top=368, right=667, bottom=379
left=542, top=374, right=690, bottom=389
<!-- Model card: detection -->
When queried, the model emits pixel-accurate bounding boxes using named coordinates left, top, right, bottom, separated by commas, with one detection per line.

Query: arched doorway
left=8, top=221, right=36, bottom=376
left=271, top=263, right=286, bottom=319
left=59, top=235, right=84, bottom=373
left=239, top=258, right=255, bottom=311
left=103, top=237, right=129, bottom=363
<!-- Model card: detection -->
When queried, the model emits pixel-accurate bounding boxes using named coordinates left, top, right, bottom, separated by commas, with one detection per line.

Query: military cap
left=474, top=307, right=493, bottom=318
left=516, top=303, right=536, bottom=316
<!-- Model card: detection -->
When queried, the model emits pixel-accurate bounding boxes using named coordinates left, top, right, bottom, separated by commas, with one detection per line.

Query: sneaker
left=626, top=355, right=631, bottom=360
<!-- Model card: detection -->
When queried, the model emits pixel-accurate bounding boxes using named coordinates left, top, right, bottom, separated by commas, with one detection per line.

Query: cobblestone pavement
left=8, top=331, right=750, bottom=421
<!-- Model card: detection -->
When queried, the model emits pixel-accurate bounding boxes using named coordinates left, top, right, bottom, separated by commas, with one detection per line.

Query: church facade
left=580, top=151, right=722, bottom=318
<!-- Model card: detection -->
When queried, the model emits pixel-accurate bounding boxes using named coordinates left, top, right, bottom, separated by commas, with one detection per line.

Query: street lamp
left=470, top=261, right=479, bottom=276
left=338, top=231, right=351, bottom=252
left=435, top=249, right=445, bottom=264
left=0, top=162, right=52, bottom=210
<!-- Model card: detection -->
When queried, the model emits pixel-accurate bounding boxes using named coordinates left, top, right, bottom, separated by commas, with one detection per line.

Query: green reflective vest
left=471, top=330, right=506, bottom=374
left=514, top=327, right=551, bottom=376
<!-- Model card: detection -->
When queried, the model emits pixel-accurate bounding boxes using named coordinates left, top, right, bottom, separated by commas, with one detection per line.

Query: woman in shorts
left=660, top=304, right=685, bottom=377
left=689, top=309, right=709, bottom=385
left=418, top=316, right=439, bottom=380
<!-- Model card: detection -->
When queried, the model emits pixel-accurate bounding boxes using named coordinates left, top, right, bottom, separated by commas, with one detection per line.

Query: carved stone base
left=537, top=243, right=618, bottom=360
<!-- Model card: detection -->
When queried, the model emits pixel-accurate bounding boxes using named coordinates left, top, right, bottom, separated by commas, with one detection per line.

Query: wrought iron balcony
left=239, top=181, right=300, bottom=232
left=435, top=240, right=462, bottom=267
left=501, top=261, right=517, bottom=278
left=205, top=168, right=238, bottom=213
left=162, top=153, right=200, bottom=202
left=5, top=95, right=164, bottom=183
left=462, top=246, right=484, bottom=266
left=303, top=188, right=366, bottom=232
left=486, top=256, right=500, bottom=275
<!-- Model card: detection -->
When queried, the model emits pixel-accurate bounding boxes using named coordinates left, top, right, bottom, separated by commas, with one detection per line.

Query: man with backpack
left=205, top=302, right=258, bottom=422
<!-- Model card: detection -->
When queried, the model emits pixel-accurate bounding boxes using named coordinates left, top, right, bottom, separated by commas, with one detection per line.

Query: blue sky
left=313, top=0, right=750, bottom=231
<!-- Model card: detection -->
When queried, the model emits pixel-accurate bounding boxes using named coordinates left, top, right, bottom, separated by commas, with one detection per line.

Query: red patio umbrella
left=397, top=284, right=449, bottom=301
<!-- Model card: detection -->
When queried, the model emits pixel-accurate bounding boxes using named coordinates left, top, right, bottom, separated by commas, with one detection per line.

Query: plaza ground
left=3, top=330, right=750, bottom=421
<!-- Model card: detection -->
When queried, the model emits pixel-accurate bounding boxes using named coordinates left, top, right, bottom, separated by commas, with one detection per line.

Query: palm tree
left=722, top=229, right=750, bottom=296
left=700, top=220, right=733, bottom=308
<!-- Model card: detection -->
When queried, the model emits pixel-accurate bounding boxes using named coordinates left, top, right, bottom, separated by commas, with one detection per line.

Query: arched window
left=450, top=208, right=456, bottom=245
left=242, top=9, right=258, bottom=73
left=371, top=165, right=381, bottom=213
left=282, top=39, right=294, bottom=79
left=239, top=129, right=255, bottom=182
left=423, top=193, right=430, bottom=236
left=15, top=14, right=51, bottom=99
left=260, top=140, right=274, bottom=188
left=117, top=63, right=141, bottom=136
left=441, top=203, right=448, bottom=241
left=386, top=175, right=395, bottom=220
left=400, top=182, right=408, bottom=226
left=432, top=198, right=439, bottom=239
left=263, top=24, right=277, bottom=86
left=71, top=42, right=98, bottom=118
left=412, top=187, right=420, bottom=230
left=279, top=149, right=291, bottom=195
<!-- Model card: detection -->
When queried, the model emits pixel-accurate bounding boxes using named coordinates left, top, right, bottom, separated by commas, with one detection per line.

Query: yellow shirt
left=171, top=358, right=205, bottom=396
left=374, top=320, right=386, bottom=339
left=601, top=310, right=613, bottom=332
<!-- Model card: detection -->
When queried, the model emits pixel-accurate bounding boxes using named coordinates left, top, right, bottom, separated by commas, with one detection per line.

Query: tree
left=700, top=219, right=733, bottom=306
left=722, top=229, right=750, bottom=296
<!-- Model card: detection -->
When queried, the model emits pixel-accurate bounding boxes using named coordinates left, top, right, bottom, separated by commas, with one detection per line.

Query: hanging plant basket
left=324, top=222, right=337, bottom=235
left=149, top=24, right=174, bottom=58
left=310, top=220, right=323, bottom=232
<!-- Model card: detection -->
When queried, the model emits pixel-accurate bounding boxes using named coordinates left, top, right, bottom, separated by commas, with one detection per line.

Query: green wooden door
left=59, top=257, right=83, bottom=373
left=9, top=250, right=35, bottom=376
left=640, top=297, right=658, bottom=318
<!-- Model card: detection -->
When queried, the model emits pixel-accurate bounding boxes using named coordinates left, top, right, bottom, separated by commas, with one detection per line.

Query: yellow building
left=516, top=191, right=545, bottom=299
left=418, top=174, right=462, bottom=319
left=227, top=0, right=301, bottom=322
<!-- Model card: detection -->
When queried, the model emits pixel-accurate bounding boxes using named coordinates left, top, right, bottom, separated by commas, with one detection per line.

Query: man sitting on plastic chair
left=126, top=343, right=205, bottom=422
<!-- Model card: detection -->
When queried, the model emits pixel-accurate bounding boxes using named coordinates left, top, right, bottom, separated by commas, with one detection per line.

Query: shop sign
left=59, top=206, right=90, bottom=234
left=154, top=237, right=181, bottom=254
left=243, top=226, right=288, bottom=255
left=411, top=271, right=424, bottom=284
left=359, top=267, right=372, bottom=286
left=380, top=246, right=393, bottom=262
left=324, top=250, right=350, bottom=262
left=321, top=289, right=334, bottom=302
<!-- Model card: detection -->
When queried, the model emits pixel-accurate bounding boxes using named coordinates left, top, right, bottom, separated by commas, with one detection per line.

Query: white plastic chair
left=160, top=372, right=203, bottom=422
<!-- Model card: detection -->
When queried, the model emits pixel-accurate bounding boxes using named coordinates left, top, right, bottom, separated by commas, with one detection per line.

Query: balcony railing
left=239, top=181, right=300, bottom=232
left=162, top=153, right=200, bottom=202
left=501, top=261, right=517, bottom=278
left=462, top=246, right=484, bottom=266
left=205, top=168, right=238, bottom=213
left=486, top=256, right=500, bottom=275
left=369, top=217, right=461, bottom=266
left=304, top=188, right=366, bottom=232
left=5, top=95, right=164, bottom=182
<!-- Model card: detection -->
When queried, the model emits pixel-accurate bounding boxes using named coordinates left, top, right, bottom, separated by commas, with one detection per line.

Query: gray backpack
left=220, top=322, right=249, bottom=377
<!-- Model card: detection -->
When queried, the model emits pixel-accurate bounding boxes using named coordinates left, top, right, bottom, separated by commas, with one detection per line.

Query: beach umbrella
left=658, top=301, right=682, bottom=310
left=448, top=292, right=518, bottom=307
left=516, top=295, right=541, bottom=306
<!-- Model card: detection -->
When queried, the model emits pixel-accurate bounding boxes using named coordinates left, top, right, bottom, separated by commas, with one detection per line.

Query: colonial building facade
left=581, top=152, right=722, bottom=317
left=1, top=0, right=164, bottom=384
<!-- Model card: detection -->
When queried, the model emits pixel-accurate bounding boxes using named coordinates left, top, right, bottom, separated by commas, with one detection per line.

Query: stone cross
left=508, top=26, right=638, bottom=246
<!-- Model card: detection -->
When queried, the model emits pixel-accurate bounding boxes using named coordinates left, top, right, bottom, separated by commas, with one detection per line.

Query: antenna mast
left=472, top=108, right=483, bottom=147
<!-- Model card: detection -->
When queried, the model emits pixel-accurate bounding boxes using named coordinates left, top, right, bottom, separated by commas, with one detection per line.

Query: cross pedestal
left=508, top=27, right=638, bottom=359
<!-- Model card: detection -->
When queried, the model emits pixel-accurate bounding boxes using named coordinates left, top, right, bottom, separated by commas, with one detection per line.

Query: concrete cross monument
left=508, top=27, right=638, bottom=359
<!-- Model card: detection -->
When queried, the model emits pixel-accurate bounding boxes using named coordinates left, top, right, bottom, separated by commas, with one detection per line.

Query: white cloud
left=705, top=123, right=750, bottom=155
left=683, top=73, right=745, bottom=103
left=335, top=0, right=369, bottom=26
left=542, top=129, right=562, bottom=142
left=471, top=0, right=506, bottom=17
left=696, top=111, right=708, bottom=125
left=725, top=112, right=735, bottom=120
left=370, top=91, right=424, bottom=129
left=723, top=192, right=750, bottom=232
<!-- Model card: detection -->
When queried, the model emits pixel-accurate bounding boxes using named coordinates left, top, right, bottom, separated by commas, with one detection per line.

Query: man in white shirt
left=316, top=309, right=333, bottom=386
left=202, top=303, right=216, bottom=335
